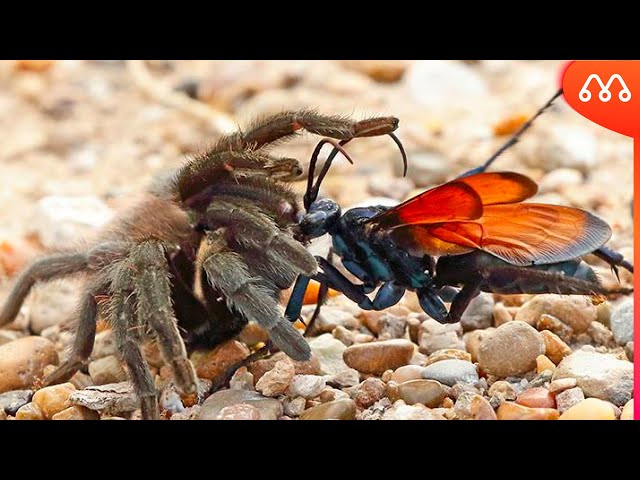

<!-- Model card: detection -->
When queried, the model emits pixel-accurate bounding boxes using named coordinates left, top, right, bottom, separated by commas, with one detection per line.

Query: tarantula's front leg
left=199, top=230, right=311, bottom=361
left=0, top=252, right=88, bottom=326
left=108, top=263, right=159, bottom=420
left=131, top=241, right=198, bottom=396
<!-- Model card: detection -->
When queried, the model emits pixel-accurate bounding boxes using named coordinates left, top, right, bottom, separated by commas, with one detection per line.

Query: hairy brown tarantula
left=0, top=111, right=401, bottom=419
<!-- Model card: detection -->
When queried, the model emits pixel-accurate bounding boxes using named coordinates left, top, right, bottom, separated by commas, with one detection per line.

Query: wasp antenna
left=457, top=89, right=564, bottom=178
left=388, top=132, right=408, bottom=177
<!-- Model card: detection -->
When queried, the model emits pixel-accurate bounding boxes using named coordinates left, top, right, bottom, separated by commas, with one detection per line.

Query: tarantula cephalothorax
left=0, top=111, right=403, bottom=419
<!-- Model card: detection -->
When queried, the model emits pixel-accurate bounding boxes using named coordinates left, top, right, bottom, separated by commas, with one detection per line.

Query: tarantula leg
left=43, top=283, right=101, bottom=386
left=176, top=151, right=305, bottom=205
left=219, top=111, right=400, bottom=151
left=0, top=252, right=88, bottom=326
left=109, top=263, right=159, bottom=420
left=200, top=231, right=311, bottom=361
left=132, top=241, right=198, bottom=395
left=205, top=200, right=317, bottom=277
left=444, top=282, right=481, bottom=324
left=456, top=89, right=563, bottom=178
left=592, top=246, right=634, bottom=277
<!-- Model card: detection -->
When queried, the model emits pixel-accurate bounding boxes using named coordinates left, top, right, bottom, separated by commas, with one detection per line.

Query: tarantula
left=0, top=111, right=402, bottom=419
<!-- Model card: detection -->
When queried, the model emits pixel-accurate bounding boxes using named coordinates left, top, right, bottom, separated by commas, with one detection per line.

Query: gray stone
left=610, top=298, right=633, bottom=345
left=555, top=387, right=585, bottom=414
left=309, top=333, right=357, bottom=376
left=198, top=389, right=283, bottom=420
left=69, top=382, right=139, bottom=414
left=88, top=355, right=128, bottom=385
left=287, top=375, right=326, bottom=399
left=553, top=351, right=633, bottom=406
left=421, top=359, right=478, bottom=387
left=460, top=293, right=495, bottom=332
left=0, top=390, right=33, bottom=416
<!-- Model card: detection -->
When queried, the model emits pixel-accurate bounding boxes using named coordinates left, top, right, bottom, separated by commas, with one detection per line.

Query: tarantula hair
left=0, top=110, right=402, bottom=419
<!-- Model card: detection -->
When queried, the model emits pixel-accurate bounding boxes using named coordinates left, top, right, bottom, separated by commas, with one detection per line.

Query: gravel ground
left=0, top=60, right=633, bottom=420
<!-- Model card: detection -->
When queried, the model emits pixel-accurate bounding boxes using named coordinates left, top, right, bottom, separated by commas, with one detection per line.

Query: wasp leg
left=456, top=89, right=563, bottom=178
left=417, top=287, right=448, bottom=322
left=285, top=275, right=311, bottom=323
left=305, top=282, right=329, bottom=337
left=444, top=282, right=481, bottom=324
left=592, top=246, right=634, bottom=278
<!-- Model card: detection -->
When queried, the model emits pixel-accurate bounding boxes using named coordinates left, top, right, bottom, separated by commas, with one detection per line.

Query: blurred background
left=0, top=60, right=633, bottom=290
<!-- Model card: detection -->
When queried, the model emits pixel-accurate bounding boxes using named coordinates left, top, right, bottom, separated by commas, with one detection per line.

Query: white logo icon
left=579, top=74, right=631, bottom=103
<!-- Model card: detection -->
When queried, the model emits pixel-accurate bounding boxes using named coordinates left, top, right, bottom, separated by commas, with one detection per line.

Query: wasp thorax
left=299, top=198, right=342, bottom=239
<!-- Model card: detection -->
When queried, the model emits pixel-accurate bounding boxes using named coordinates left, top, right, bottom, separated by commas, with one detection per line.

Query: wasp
left=286, top=90, right=634, bottom=327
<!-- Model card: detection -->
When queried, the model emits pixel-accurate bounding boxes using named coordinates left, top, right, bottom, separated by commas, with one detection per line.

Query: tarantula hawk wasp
left=286, top=89, right=634, bottom=330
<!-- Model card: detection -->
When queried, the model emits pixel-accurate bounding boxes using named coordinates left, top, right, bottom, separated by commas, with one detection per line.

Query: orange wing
left=368, top=172, right=612, bottom=265
left=389, top=204, right=612, bottom=265
left=369, top=172, right=538, bottom=230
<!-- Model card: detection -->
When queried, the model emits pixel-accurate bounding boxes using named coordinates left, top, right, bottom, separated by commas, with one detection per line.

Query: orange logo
left=562, top=60, right=640, bottom=138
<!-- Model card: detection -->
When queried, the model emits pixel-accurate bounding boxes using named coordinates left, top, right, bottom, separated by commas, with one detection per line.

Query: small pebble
left=310, top=306, right=360, bottom=334
left=516, top=387, right=556, bottom=409
left=528, top=370, right=553, bottom=388
left=454, top=392, right=497, bottom=420
left=0, top=390, right=33, bottom=416
left=537, top=315, right=574, bottom=342
left=493, top=302, right=513, bottom=327
left=343, top=339, right=414, bottom=375
left=198, top=389, right=282, bottom=420
left=488, top=381, right=518, bottom=403
left=555, top=387, right=585, bottom=414
left=477, top=322, right=545, bottom=377
left=308, top=334, right=354, bottom=376
left=553, top=351, right=633, bottom=405
left=540, top=330, right=572, bottom=364
left=460, top=293, right=494, bottom=331
left=229, top=367, right=254, bottom=391
left=283, top=397, right=307, bottom=417
left=255, top=359, right=295, bottom=397
left=51, top=405, right=100, bottom=420
left=548, top=378, right=577, bottom=394
left=421, top=359, right=478, bottom=387
left=426, top=349, right=472, bottom=366
left=620, top=399, right=633, bottom=420
left=15, top=402, right=44, bottom=420
left=32, top=382, right=76, bottom=419
left=287, top=375, right=326, bottom=399
left=536, top=355, right=556, bottom=373
left=192, top=340, right=250, bottom=381
left=391, top=365, right=425, bottom=383
left=382, top=400, right=446, bottom=420
left=355, top=378, right=387, bottom=408
left=419, top=319, right=464, bottom=355
left=378, top=313, right=408, bottom=340
left=248, top=351, right=321, bottom=382
left=0, top=336, right=59, bottom=393
left=559, top=398, right=616, bottom=420
left=610, top=298, right=633, bottom=345
left=397, top=379, right=446, bottom=407
left=299, top=399, right=356, bottom=420
left=69, top=382, right=139, bottom=415
left=496, top=402, right=559, bottom=420
left=517, top=295, right=595, bottom=333
left=625, top=341, right=633, bottom=362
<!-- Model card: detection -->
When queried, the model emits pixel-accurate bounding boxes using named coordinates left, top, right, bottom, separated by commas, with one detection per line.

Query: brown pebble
left=32, top=383, right=76, bottom=419
left=464, top=328, right=494, bottom=363
left=0, top=336, right=59, bottom=393
left=497, top=402, right=559, bottom=420
left=621, top=399, right=633, bottom=420
left=398, top=379, right=446, bottom=407
left=517, top=295, right=596, bottom=333
left=426, top=349, right=472, bottom=366
left=536, top=355, right=556, bottom=373
left=255, top=359, right=295, bottom=397
left=192, top=340, right=250, bottom=381
left=15, top=402, right=44, bottom=420
left=355, top=378, right=387, bottom=408
left=537, top=315, right=574, bottom=342
left=343, top=339, right=414, bottom=375
left=493, top=302, right=513, bottom=327
left=540, top=330, right=572, bottom=364
left=247, top=351, right=321, bottom=383
left=548, top=378, right=577, bottom=394
left=300, top=399, right=357, bottom=420
left=555, top=387, right=585, bottom=413
left=516, top=387, right=556, bottom=409
left=390, top=365, right=425, bottom=383
left=51, top=405, right=100, bottom=420
left=478, top=322, right=545, bottom=377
